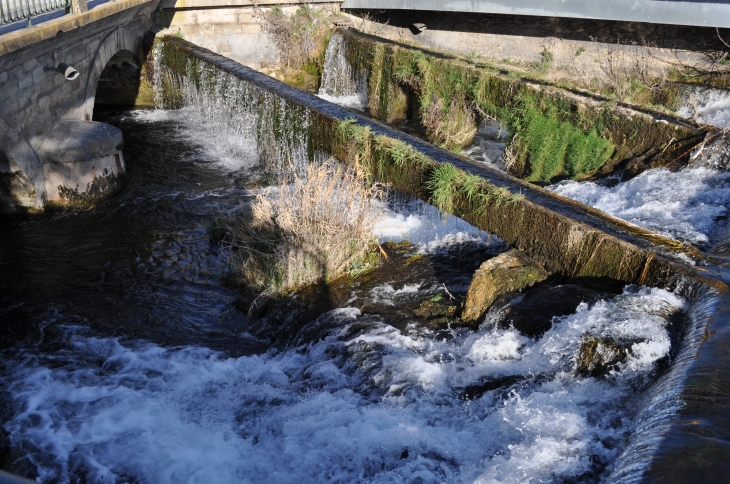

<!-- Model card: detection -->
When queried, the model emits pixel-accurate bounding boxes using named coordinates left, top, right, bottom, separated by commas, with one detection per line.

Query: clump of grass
left=511, top=95, right=615, bottom=181
left=226, top=159, right=384, bottom=312
left=427, top=163, right=520, bottom=217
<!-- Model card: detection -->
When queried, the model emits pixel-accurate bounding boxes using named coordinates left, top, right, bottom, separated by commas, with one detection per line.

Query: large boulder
left=461, top=249, right=549, bottom=325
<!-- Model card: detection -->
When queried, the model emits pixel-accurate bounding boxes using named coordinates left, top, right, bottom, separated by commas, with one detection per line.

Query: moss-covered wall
left=156, top=35, right=713, bottom=292
left=336, top=30, right=706, bottom=183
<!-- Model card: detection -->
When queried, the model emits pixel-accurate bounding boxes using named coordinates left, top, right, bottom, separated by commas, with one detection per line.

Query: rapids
left=0, top=31, right=725, bottom=484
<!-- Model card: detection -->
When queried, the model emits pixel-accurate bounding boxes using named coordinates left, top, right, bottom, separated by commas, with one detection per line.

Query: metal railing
left=0, top=0, right=72, bottom=25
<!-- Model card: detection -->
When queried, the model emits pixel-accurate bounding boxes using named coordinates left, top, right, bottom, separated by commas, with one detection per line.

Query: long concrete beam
left=341, top=0, right=730, bottom=28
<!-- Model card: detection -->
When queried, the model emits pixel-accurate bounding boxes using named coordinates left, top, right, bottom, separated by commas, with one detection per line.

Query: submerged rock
left=576, top=336, right=628, bottom=377
left=461, top=249, right=549, bottom=325
left=413, top=298, right=458, bottom=329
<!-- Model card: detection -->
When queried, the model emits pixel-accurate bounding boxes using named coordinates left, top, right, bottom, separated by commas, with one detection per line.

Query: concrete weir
left=157, top=36, right=719, bottom=292
left=156, top=40, right=730, bottom=479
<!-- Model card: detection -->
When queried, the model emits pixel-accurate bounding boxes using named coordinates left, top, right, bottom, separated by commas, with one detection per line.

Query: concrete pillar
left=71, top=0, right=88, bottom=14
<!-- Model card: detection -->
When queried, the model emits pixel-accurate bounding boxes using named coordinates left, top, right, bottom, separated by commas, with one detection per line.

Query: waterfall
left=318, top=31, right=369, bottom=110
left=152, top=41, right=312, bottom=176
left=678, top=85, right=730, bottom=129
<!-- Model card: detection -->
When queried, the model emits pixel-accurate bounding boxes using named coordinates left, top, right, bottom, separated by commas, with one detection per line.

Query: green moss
left=334, top=32, right=701, bottom=183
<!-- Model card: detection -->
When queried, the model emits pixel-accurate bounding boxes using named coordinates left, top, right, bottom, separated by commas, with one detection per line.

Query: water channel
left=0, top=32, right=729, bottom=483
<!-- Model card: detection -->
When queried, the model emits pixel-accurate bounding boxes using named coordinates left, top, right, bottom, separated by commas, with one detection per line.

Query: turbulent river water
left=0, top=35, right=726, bottom=484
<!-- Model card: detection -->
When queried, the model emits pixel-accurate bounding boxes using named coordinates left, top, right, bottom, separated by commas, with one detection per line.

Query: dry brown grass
left=226, top=159, right=385, bottom=311
left=257, top=6, right=331, bottom=73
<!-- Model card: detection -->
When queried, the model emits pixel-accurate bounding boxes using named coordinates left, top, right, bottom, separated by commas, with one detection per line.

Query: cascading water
left=317, top=31, right=369, bottom=110
left=678, top=85, right=730, bottom=129
left=0, top=36, right=720, bottom=484
left=153, top=43, right=312, bottom=176
left=546, top=87, right=730, bottom=250
left=461, top=118, right=509, bottom=170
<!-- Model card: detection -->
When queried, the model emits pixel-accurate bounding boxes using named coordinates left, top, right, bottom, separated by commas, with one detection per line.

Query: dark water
left=0, top=109, right=260, bottom=355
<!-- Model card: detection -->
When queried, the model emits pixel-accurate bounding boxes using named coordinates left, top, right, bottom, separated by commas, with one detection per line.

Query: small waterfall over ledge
left=152, top=41, right=313, bottom=176
left=317, top=31, right=369, bottom=110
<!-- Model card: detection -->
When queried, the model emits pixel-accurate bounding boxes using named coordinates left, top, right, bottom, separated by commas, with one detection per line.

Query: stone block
left=22, top=58, right=37, bottom=71
left=461, top=249, right=550, bottom=325
left=0, top=71, right=7, bottom=83
left=32, top=66, right=45, bottom=85
left=18, top=74, right=33, bottom=91
left=38, top=95, right=51, bottom=111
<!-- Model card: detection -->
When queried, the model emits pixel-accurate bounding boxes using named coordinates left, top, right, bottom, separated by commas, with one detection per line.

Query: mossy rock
left=461, top=249, right=549, bottom=325
left=575, top=336, right=628, bottom=378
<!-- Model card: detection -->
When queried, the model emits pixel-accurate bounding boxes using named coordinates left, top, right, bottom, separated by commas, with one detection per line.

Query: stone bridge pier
left=0, top=0, right=158, bottom=213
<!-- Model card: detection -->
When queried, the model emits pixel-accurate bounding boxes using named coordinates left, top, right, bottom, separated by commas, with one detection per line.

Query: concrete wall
left=342, top=0, right=730, bottom=29
left=0, top=0, right=158, bottom=212
left=155, top=0, right=342, bottom=71
left=340, top=9, right=729, bottom=80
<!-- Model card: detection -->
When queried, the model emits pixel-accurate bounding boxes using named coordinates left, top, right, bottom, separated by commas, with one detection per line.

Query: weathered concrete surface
left=155, top=0, right=342, bottom=71
left=0, top=0, right=157, bottom=212
left=39, top=120, right=123, bottom=164
left=38, top=120, right=126, bottom=205
left=461, top=249, right=549, bottom=325
left=340, top=9, right=729, bottom=80
left=342, top=0, right=730, bottom=29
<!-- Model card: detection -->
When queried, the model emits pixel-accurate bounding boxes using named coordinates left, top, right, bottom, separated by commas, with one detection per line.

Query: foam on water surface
left=678, top=86, right=730, bottom=129
left=374, top=197, right=500, bottom=253
left=548, top=167, right=730, bottom=245
left=2, top=286, right=686, bottom=484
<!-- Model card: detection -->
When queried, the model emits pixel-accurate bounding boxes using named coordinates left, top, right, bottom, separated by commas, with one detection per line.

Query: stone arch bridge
left=0, top=0, right=157, bottom=213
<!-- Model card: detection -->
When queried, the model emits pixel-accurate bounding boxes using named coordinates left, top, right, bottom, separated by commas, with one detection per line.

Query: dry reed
left=226, top=159, right=384, bottom=311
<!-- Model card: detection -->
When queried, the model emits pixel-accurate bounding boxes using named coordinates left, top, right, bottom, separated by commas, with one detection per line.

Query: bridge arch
left=82, top=26, right=145, bottom=121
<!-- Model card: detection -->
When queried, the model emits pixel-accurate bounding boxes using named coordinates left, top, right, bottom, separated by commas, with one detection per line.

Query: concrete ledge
left=43, top=151, right=125, bottom=205
left=39, top=120, right=123, bottom=163
left=342, top=0, right=730, bottom=28
left=159, top=0, right=340, bottom=9
left=38, top=120, right=126, bottom=205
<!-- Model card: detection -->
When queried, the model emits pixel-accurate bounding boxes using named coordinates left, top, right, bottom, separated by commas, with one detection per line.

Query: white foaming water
left=3, top=287, right=685, bottom=483
left=549, top=167, right=730, bottom=245
left=678, top=86, right=730, bottom=129
left=124, top=108, right=259, bottom=173
left=318, top=31, right=368, bottom=111
left=373, top=197, right=502, bottom=253
left=462, top=118, right=508, bottom=170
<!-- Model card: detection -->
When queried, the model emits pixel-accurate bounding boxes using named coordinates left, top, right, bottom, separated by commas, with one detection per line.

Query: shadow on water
left=0, top=108, right=264, bottom=356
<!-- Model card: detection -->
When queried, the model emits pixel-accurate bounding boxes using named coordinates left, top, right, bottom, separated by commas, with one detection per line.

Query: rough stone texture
left=575, top=336, right=628, bottom=378
left=43, top=152, right=126, bottom=205
left=0, top=0, right=156, bottom=212
left=36, top=120, right=126, bottom=205
left=461, top=249, right=549, bottom=325
left=155, top=1, right=341, bottom=71
left=39, top=121, right=123, bottom=164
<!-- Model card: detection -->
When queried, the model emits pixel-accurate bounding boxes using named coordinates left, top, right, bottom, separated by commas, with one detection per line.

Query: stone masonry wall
left=0, top=0, right=157, bottom=212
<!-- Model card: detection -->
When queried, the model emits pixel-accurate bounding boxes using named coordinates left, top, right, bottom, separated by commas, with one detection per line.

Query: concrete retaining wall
left=155, top=0, right=342, bottom=71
